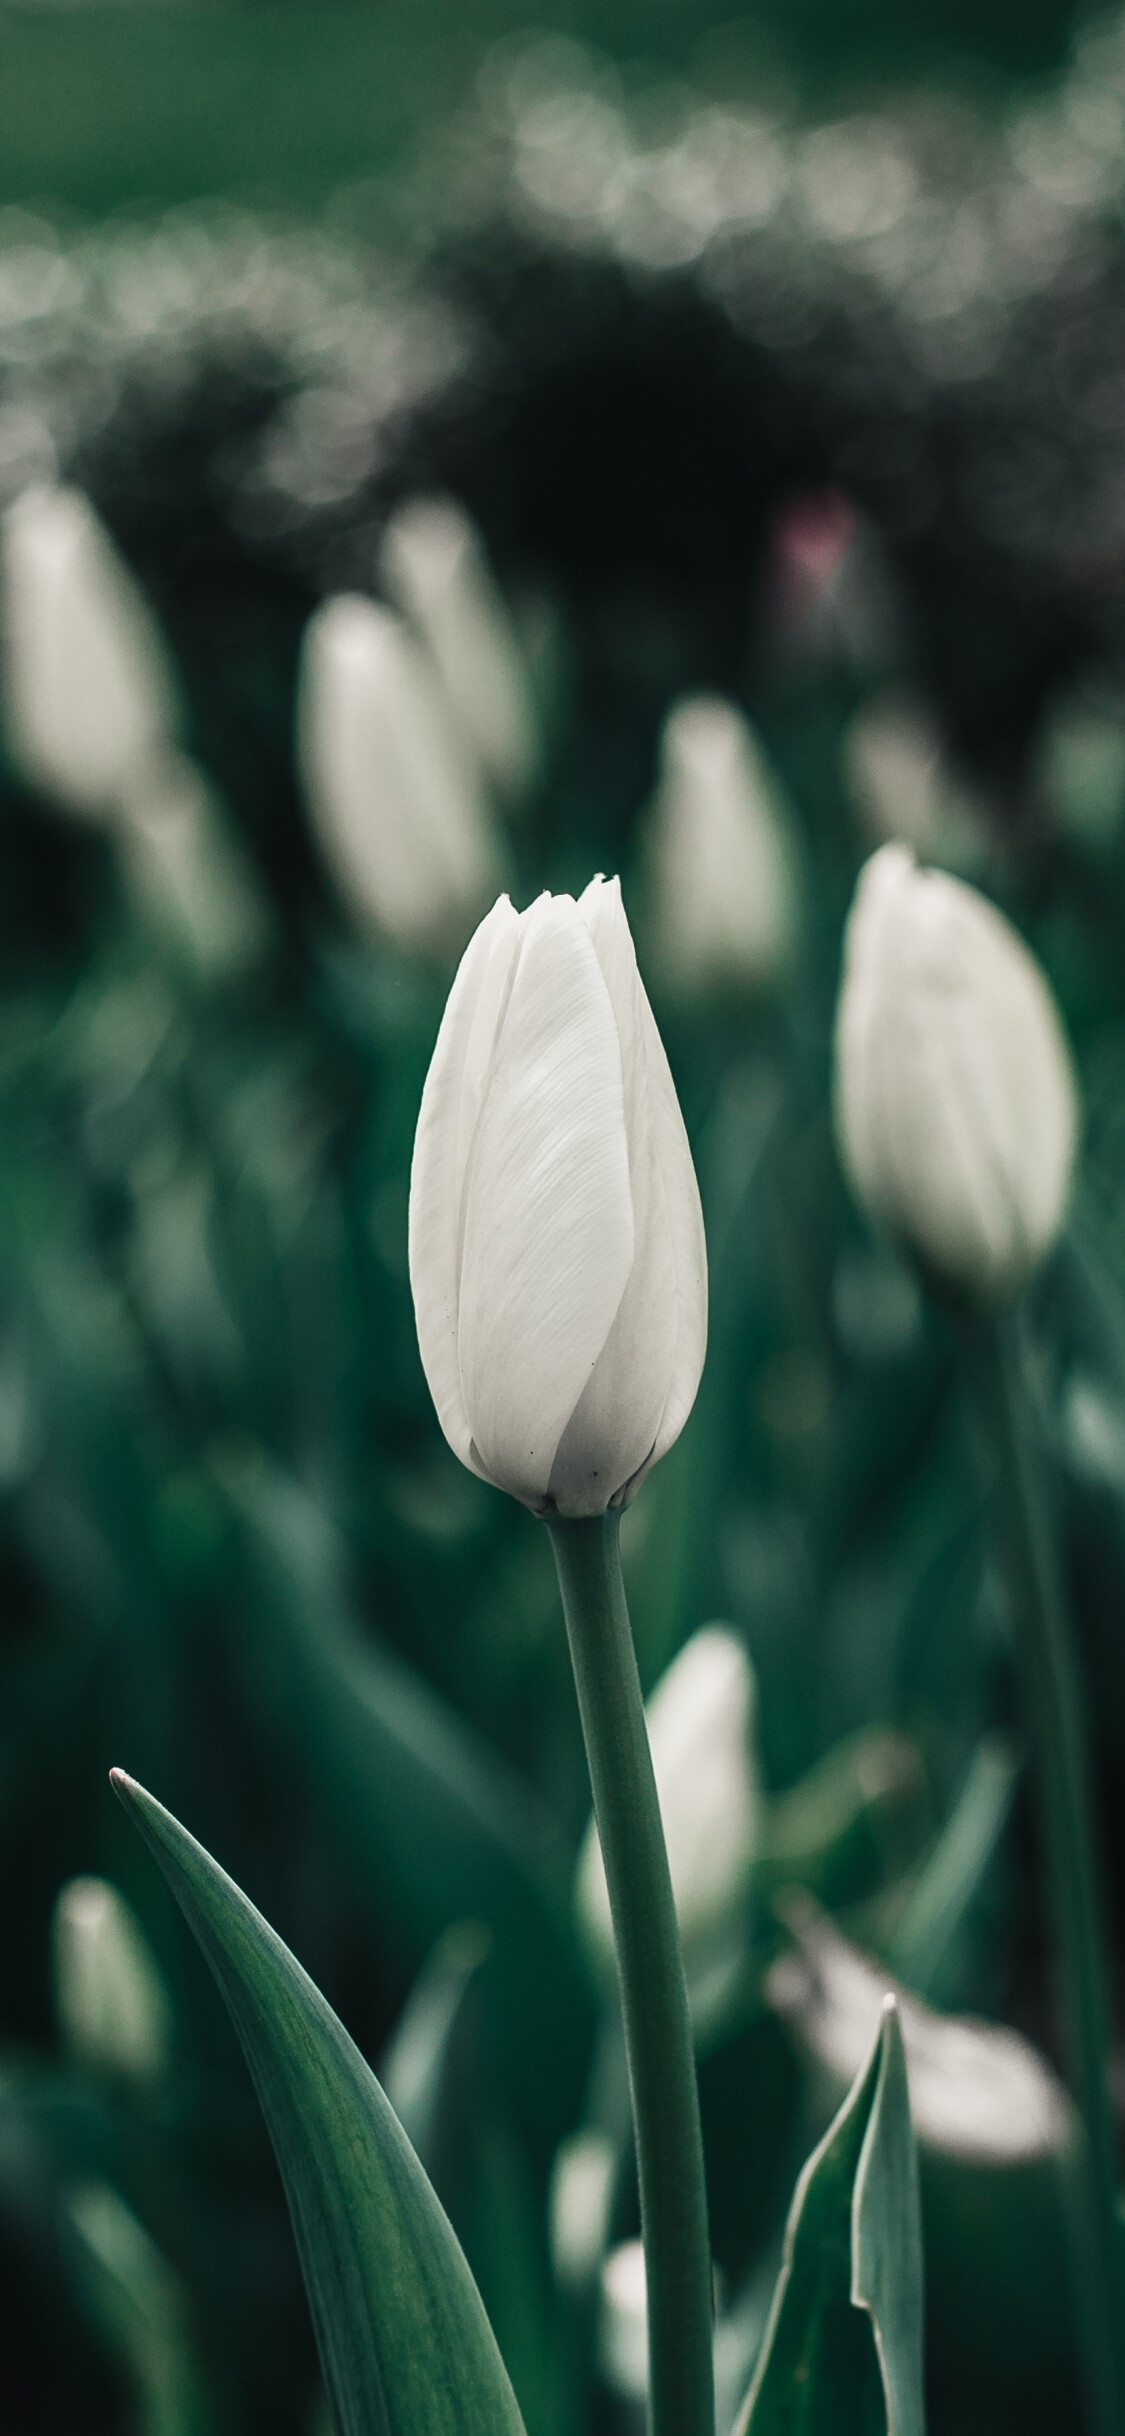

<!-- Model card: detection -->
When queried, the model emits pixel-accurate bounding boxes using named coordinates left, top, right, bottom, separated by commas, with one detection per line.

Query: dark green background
left=0, top=0, right=1090, bottom=216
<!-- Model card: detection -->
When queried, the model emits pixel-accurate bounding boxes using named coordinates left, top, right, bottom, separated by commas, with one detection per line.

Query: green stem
left=546, top=1510, right=714, bottom=2436
left=975, top=1312, right=1125, bottom=2436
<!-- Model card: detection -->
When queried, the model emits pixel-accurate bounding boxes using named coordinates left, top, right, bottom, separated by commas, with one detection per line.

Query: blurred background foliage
left=3, top=2, right=1125, bottom=2435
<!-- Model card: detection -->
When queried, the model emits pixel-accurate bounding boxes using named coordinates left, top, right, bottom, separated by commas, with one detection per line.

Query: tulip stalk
left=973, top=1312, right=1125, bottom=2436
left=547, top=1509, right=714, bottom=2436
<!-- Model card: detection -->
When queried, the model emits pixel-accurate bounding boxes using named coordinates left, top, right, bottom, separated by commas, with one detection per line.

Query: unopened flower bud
left=296, top=594, right=506, bottom=957
left=641, top=696, right=799, bottom=998
left=379, top=495, right=539, bottom=798
left=118, top=751, right=270, bottom=982
left=768, top=1905, right=1070, bottom=2164
left=409, top=877, right=706, bottom=1515
left=834, top=844, right=1078, bottom=1305
left=844, top=693, right=987, bottom=868
left=52, top=1876, right=173, bottom=2082
left=0, top=485, right=179, bottom=818
left=576, top=1626, right=758, bottom=2022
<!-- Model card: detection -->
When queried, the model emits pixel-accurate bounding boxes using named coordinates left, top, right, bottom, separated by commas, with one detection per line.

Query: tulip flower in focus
left=296, top=593, right=506, bottom=957
left=0, top=484, right=179, bottom=818
left=641, top=695, right=800, bottom=998
left=379, top=495, right=539, bottom=800
left=409, top=877, right=706, bottom=1514
left=576, top=1625, right=758, bottom=2027
left=834, top=844, right=1078, bottom=1305
left=52, top=1876, right=173, bottom=2082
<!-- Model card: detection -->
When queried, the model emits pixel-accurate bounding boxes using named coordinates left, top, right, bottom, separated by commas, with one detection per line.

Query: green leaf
left=111, top=1770, right=528, bottom=2436
left=215, top=1448, right=591, bottom=2153
left=734, top=1998, right=924, bottom=2436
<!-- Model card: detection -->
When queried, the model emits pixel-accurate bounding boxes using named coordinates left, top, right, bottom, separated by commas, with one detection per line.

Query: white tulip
left=844, top=693, right=987, bottom=867
left=0, top=484, right=179, bottom=818
left=642, top=696, right=799, bottom=996
left=408, top=877, right=706, bottom=1515
left=548, top=2129, right=617, bottom=2291
left=598, top=2240, right=649, bottom=2402
left=295, top=594, right=506, bottom=956
left=379, top=495, right=539, bottom=798
left=768, top=1908, right=1070, bottom=2164
left=576, top=1626, right=758, bottom=2020
left=117, top=751, right=270, bottom=982
left=834, top=844, right=1078, bottom=1305
left=52, top=1876, right=173, bottom=2082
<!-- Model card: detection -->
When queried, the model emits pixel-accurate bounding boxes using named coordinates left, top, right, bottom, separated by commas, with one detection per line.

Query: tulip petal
left=837, top=846, right=1077, bottom=1301
left=457, top=894, right=635, bottom=1507
left=409, top=895, right=522, bottom=1466
left=296, top=597, right=504, bottom=952
left=549, top=877, right=678, bottom=1512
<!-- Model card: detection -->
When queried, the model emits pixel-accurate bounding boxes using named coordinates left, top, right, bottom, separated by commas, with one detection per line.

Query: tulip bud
left=0, top=484, right=179, bottom=818
left=117, top=751, right=270, bottom=982
left=844, top=693, right=987, bottom=869
left=576, top=1625, right=758, bottom=2024
left=409, top=877, right=706, bottom=1515
left=379, top=495, right=539, bottom=799
left=641, top=696, right=799, bottom=998
left=834, top=844, right=1078, bottom=1305
left=548, top=2129, right=617, bottom=2291
left=295, top=594, right=507, bottom=957
left=52, top=1876, right=173, bottom=2082
left=768, top=1905, right=1070, bottom=2164
left=598, top=2240, right=648, bottom=2403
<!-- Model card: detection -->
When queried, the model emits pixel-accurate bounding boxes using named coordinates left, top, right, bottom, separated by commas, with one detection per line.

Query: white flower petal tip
left=52, top=1875, right=173, bottom=2083
left=379, top=495, right=540, bottom=800
left=768, top=1903, right=1072, bottom=2166
left=576, top=1624, right=759, bottom=2020
left=833, top=843, right=1079, bottom=1306
left=641, top=694, right=801, bottom=999
left=408, top=882, right=707, bottom=1514
left=0, top=483, right=179, bottom=819
left=295, top=593, right=508, bottom=958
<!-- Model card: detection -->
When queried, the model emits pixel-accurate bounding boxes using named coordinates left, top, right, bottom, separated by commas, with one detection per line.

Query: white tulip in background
left=379, top=495, right=539, bottom=799
left=52, top=1876, right=173, bottom=2082
left=768, top=1907, right=1070, bottom=2164
left=118, top=752, right=270, bottom=983
left=834, top=843, right=1078, bottom=1305
left=548, top=2129, right=617, bottom=2292
left=598, top=2240, right=649, bottom=2405
left=844, top=692, right=987, bottom=871
left=409, top=876, right=706, bottom=1514
left=576, top=1624, right=759, bottom=2026
left=0, top=484, right=179, bottom=817
left=296, top=593, right=507, bottom=957
left=641, top=695, right=799, bottom=998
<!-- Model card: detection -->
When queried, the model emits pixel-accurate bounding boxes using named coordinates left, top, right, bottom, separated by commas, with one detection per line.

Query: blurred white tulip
left=409, top=876, right=706, bottom=1514
left=0, top=484, right=179, bottom=818
left=598, top=2239, right=649, bottom=2403
left=642, top=695, right=799, bottom=997
left=52, top=1876, right=172, bottom=2082
left=576, top=1625, right=758, bottom=2025
left=296, top=593, right=506, bottom=956
left=548, top=2128, right=617, bottom=2290
left=768, top=1906, right=1070, bottom=2164
left=118, top=752, right=270, bottom=982
left=834, top=844, right=1078, bottom=1304
left=844, top=693, right=987, bottom=870
left=379, top=495, right=539, bottom=798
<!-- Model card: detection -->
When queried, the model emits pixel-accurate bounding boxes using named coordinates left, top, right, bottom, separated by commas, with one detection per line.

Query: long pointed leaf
left=734, top=1998, right=923, bottom=2436
left=111, top=1770, right=528, bottom=2436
